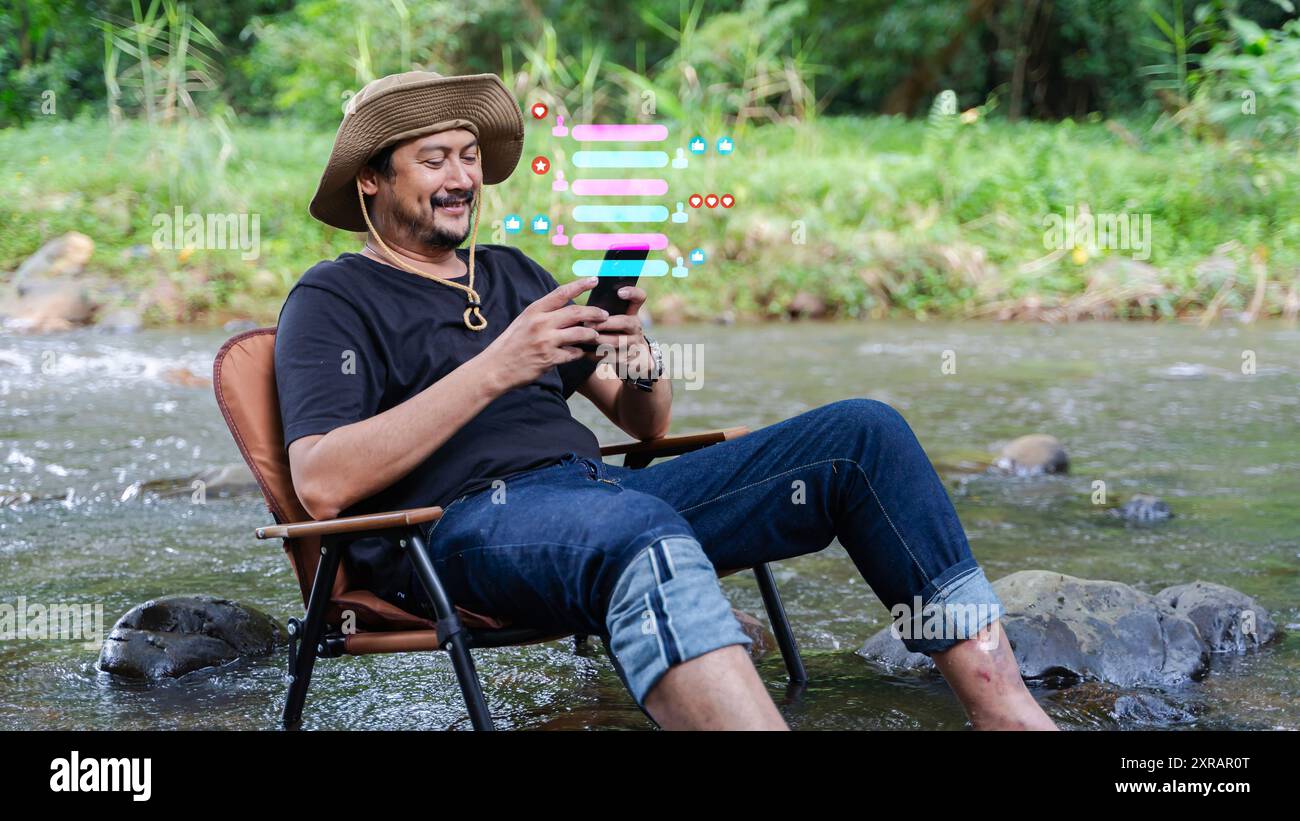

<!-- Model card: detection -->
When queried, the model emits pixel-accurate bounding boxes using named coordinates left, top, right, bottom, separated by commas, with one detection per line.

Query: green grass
left=2, top=113, right=1297, bottom=326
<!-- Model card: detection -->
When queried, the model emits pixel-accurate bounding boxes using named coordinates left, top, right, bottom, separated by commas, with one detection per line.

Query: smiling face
left=357, top=127, right=483, bottom=252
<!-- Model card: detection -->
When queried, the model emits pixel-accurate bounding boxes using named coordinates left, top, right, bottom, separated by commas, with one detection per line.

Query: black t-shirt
left=273, top=244, right=601, bottom=603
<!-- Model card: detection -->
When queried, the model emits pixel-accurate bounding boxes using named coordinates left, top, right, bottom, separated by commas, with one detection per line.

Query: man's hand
left=585, top=284, right=653, bottom=379
left=479, top=276, right=608, bottom=392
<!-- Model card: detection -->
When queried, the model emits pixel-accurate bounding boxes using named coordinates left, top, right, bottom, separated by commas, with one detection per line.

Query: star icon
left=531, top=156, right=550, bottom=175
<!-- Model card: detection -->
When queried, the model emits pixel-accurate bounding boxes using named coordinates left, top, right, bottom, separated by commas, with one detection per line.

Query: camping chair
left=213, top=327, right=807, bottom=730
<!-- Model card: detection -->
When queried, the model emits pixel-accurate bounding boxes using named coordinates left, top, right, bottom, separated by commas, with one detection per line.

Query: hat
left=309, top=71, right=524, bottom=232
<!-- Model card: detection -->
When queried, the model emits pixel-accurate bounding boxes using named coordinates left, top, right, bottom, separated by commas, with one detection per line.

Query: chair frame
left=218, top=329, right=807, bottom=730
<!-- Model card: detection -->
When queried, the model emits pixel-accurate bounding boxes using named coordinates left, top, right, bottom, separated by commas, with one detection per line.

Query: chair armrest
left=599, top=426, right=750, bottom=459
left=255, top=506, right=442, bottom=540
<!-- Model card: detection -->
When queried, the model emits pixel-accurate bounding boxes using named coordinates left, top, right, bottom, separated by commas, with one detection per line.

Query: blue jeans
left=404, top=399, right=1003, bottom=709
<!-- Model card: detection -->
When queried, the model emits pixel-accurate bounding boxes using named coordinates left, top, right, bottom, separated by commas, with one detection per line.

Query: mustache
left=431, top=192, right=474, bottom=209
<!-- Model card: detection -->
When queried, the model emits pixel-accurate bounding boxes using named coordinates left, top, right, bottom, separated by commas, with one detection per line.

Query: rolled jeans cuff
left=893, top=559, right=1004, bottom=655
left=605, top=536, right=753, bottom=707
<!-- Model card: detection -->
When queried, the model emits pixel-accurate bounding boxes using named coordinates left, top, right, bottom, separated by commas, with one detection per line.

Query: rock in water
left=858, top=570, right=1213, bottom=687
left=1050, top=681, right=1199, bottom=727
left=1155, top=581, right=1279, bottom=653
left=3, top=232, right=100, bottom=332
left=12, top=232, right=95, bottom=289
left=858, top=628, right=932, bottom=670
left=731, top=608, right=777, bottom=660
left=98, top=595, right=282, bottom=680
left=994, top=434, right=1069, bottom=476
left=1112, top=493, right=1172, bottom=523
left=995, top=572, right=1206, bottom=686
left=141, top=463, right=260, bottom=498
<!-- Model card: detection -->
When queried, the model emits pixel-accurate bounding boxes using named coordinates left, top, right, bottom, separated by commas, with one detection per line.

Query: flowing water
left=1, top=320, right=1296, bottom=730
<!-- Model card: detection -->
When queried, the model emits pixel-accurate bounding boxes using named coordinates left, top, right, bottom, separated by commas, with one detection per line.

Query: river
left=2, top=320, right=1296, bottom=729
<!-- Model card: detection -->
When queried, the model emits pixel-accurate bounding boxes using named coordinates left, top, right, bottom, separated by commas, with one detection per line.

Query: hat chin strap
left=355, top=178, right=488, bottom=331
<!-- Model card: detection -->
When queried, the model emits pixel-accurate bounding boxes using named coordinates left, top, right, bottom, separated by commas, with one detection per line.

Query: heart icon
left=688, top=194, right=703, bottom=208
left=720, top=194, right=734, bottom=208
left=705, top=194, right=718, bottom=208
left=531, top=102, right=548, bottom=119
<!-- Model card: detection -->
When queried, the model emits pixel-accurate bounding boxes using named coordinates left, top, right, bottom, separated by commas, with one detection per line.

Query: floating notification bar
left=573, top=151, right=668, bottom=169
left=571, top=233, right=668, bottom=251
left=571, top=179, right=668, bottom=196
left=570, top=124, right=669, bottom=142
left=572, top=205, right=668, bottom=222
left=573, top=258, right=669, bottom=278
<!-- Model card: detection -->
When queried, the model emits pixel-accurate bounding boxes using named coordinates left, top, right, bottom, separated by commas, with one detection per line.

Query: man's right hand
left=480, top=276, right=608, bottom=392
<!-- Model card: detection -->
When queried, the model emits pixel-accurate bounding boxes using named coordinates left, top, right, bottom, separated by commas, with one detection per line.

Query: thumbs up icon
left=503, top=214, right=522, bottom=234
left=688, top=136, right=707, bottom=155
left=531, top=214, right=550, bottom=234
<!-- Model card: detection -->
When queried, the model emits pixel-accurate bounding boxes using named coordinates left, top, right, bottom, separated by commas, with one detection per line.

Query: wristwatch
left=625, top=334, right=663, bottom=392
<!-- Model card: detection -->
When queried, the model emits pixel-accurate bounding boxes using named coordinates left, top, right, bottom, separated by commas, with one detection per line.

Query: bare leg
left=642, top=645, right=789, bottom=730
left=930, top=619, right=1058, bottom=730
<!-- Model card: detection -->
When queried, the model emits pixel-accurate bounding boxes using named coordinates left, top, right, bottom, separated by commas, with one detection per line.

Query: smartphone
left=578, top=246, right=648, bottom=352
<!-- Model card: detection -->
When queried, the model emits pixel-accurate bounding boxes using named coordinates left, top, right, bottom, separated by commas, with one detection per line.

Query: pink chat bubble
left=570, top=124, right=669, bottom=142
left=571, top=233, right=668, bottom=251
left=571, top=179, right=668, bottom=196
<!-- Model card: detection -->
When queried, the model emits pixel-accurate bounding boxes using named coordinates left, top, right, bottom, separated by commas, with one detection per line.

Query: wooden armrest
left=256, top=427, right=749, bottom=539
left=598, top=426, right=750, bottom=458
left=255, top=506, right=443, bottom=540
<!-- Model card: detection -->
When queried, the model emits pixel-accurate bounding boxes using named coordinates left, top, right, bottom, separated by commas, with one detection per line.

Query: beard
left=387, top=190, right=474, bottom=249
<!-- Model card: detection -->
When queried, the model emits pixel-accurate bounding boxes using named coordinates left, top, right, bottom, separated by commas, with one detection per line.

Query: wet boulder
left=2, top=281, right=99, bottom=332
left=98, top=595, right=282, bottom=680
left=994, top=434, right=1069, bottom=476
left=858, top=628, right=932, bottom=670
left=2, top=232, right=101, bottom=333
left=731, top=608, right=777, bottom=660
left=1111, top=493, right=1172, bottom=523
left=1049, top=681, right=1199, bottom=727
left=858, top=570, right=1211, bottom=688
left=140, top=463, right=260, bottom=499
left=12, top=231, right=95, bottom=288
left=189, top=463, right=260, bottom=497
left=1155, top=581, right=1279, bottom=653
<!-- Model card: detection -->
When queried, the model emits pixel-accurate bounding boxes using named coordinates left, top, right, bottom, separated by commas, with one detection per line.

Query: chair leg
left=283, top=537, right=342, bottom=730
left=753, top=563, right=808, bottom=685
left=405, top=529, right=495, bottom=731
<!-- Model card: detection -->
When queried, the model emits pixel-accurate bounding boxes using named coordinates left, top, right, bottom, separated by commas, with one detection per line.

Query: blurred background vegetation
left=1, top=0, right=1298, bottom=325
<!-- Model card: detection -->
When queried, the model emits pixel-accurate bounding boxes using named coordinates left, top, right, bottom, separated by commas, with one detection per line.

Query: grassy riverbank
left=2, top=114, right=1297, bottom=326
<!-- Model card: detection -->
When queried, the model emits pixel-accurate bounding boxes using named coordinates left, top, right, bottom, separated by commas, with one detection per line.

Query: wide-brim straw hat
left=309, top=71, right=524, bottom=232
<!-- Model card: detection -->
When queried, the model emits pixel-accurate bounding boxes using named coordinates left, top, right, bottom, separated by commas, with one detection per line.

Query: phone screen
left=579, top=246, right=649, bottom=351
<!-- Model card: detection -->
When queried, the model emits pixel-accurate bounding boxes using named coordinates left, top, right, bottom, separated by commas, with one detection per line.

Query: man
left=275, top=70, right=1057, bottom=730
